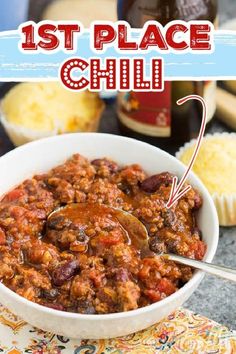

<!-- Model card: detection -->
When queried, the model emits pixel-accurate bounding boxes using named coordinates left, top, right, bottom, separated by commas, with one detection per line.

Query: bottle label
left=117, top=84, right=171, bottom=137
left=123, top=0, right=216, bottom=26
left=177, top=0, right=213, bottom=20
left=117, top=0, right=217, bottom=137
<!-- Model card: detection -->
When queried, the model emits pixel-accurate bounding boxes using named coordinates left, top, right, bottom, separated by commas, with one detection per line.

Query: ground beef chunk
left=0, top=154, right=205, bottom=314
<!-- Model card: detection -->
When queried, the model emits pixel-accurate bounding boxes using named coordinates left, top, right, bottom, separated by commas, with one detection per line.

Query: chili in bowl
left=0, top=133, right=219, bottom=339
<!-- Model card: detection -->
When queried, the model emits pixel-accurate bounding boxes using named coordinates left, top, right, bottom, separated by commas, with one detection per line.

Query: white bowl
left=0, top=133, right=219, bottom=339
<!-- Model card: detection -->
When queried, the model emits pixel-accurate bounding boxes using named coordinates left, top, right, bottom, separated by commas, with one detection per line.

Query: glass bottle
left=117, top=0, right=218, bottom=154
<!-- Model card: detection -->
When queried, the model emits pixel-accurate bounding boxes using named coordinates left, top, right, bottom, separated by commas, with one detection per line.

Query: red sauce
left=0, top=154, right=205, bottom=314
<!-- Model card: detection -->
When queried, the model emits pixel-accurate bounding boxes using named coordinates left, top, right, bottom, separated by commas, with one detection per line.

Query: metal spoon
left=47, top=203, right=236, bottom=282
left=114, top=208, right=236, bottom=283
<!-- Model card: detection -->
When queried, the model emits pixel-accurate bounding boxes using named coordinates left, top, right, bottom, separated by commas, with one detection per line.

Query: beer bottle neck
left=118, top=0, right=217, bottom=25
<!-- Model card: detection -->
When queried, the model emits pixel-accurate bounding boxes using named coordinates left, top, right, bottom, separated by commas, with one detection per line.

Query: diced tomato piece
left=89, top=270, right=104, bottom=287
left=10, top=206, right=26, bottom=218
left=4, top=189, right=24, bottom=202
left=99, top=236, right=120, bottom=246
left=145, top=289, right=161, bottom=302
left=157, top=278, right=176, bottom=296
left=98, top=230, right=123, bottom=246
left=138, top=258, right=156, bottom=279
left=191, top=240, right=207, bottom=260
left=0, top=227, right=6, bottom=245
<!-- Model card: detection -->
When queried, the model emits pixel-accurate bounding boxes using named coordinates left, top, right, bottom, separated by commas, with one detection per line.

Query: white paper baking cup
left=0, top=111, right=58, bottom=146
left=0, top=102, right=105, bottom=147
left=176, top=132, right=236, bottom=227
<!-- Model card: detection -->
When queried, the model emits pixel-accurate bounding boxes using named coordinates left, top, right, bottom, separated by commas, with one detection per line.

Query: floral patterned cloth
left=0, top=304, right=235, bottom=354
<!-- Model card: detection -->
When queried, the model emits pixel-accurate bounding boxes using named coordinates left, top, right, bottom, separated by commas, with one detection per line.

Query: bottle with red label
left=117, top=0, right=218, bottom=154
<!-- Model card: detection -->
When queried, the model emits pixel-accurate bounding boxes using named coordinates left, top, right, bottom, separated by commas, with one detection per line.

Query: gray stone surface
left=219, top=0, right=236, bottom=24
left=185, top=228, right=236, bottom=329
left=184, top=0, right=236, bottom=330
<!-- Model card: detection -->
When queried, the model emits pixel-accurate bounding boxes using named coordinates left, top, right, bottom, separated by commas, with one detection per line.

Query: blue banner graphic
left=0, top=29, right=235, bottom=81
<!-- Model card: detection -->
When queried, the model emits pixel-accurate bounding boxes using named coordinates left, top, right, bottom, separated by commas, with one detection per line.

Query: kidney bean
left=52, top=260, right=79, bottom=286
left=140, top=172, right=174, bottom=193
left=193, top=192, right=203, bottom=210
left=166, top=240, right=178, bottom=254
left=91, top=158, right=118, bottom=173
left=116, top=268, right=130, bottom=282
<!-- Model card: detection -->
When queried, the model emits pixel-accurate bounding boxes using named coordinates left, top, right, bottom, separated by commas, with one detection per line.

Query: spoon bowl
left=47, top=203, right=236, bottom=283
left=0, top=132, right=219, bottom=339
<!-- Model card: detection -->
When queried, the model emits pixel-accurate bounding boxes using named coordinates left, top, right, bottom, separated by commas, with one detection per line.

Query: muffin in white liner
left=176, top=132, right=236, bottom=227
left=0, top=83, right=105, bottom=146
left=42, top=0, right=117, bottom=99
left=0, top=111, right=59, bottom=146
left=0, top=106, right=104, bottom=147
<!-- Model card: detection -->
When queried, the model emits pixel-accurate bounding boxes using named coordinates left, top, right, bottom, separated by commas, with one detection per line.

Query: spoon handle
left=169, top=254, right=236, bottom=283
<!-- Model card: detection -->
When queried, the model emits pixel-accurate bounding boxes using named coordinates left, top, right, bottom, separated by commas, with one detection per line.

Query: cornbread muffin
left=43, top=0, right=117, bottom=27
left=1, top=82, right=104, bottom=146
left=177, top=133, right=236, bottom=226
left=42, top=0, right=117, bottom=100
